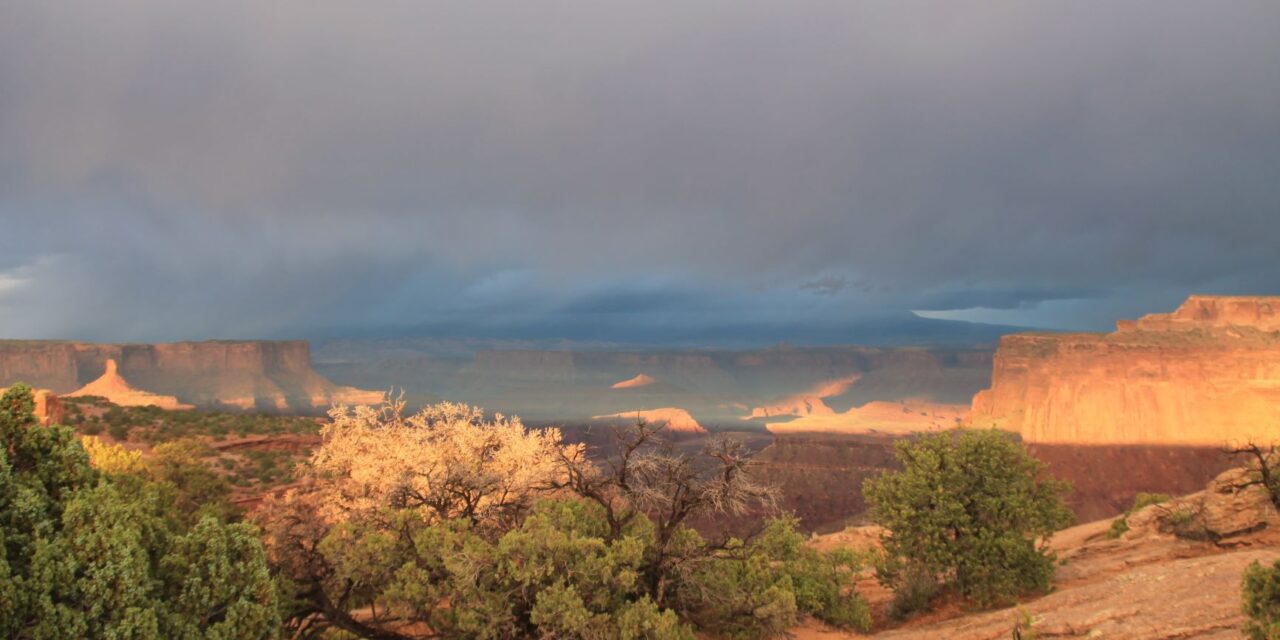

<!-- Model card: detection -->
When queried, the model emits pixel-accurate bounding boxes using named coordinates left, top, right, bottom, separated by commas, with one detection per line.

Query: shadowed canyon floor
left=749, top=433, right=1242, bottom=532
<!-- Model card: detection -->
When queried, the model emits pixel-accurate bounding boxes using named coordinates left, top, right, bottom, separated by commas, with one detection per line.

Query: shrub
left=864, top=429, right=1073, bottom=609
left=1106, top=517, right=1130, bottom=540
left=886, top=564, right=941, bottom=619
left=1013, top=605, right=1038, bottom=639
left=674, top=516, right=872, bottom=636
left=0, top=384, right=279, bottom=639
left=1106, top=492, right=1171, bottom=539
left=1131, top=492, right=1172, bottom=511
left=1162, top=505, right=1212, bottom=541
left=106, top=420, right=131, bottom=441
left=1243, top=559, right=1280, bottom=639
left=261, top=402, right=871, bottom=638
left=148, top=438, right=233, bottom=522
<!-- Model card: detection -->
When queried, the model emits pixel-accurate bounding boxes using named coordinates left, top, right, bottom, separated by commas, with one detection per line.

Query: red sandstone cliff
left=970, top=296, right=1280, bottom=445
left=0, top=340, right=381, bottom=412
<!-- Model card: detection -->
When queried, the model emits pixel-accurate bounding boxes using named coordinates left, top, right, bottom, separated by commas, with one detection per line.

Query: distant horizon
left=0, top=312, right=1031, bottom=349
left=3, top=2, right=1277, bottom=346
left=0, top=293, right=1251, bottom=347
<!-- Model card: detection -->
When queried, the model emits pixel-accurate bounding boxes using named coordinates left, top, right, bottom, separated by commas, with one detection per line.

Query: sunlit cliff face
left=67, top=359, right=192, bottom=410
left=971, top=296, right=1280, bottom=446
left=593, top=407, right=707, bottom=434
left=0, top=340, right=379, bottom=412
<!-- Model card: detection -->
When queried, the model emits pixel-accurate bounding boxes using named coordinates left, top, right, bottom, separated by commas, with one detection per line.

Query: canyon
left=755, top=295, right=1280, bottom=530
left=5, top=295, right=1276, bottom=533
left=0, top=340, right=380, bottom=412
left=314, top=340, right=995, bottom=427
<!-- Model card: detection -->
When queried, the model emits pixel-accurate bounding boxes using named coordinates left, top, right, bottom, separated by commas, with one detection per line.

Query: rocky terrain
left=592, top=407, right=708, bottom=433
left=0, top=340, right=380, bottom=412
left=67, top=359, right=193, bottom=410
left=750, top=296, right=1280, bottom=532
left=970, top=295, right=1280, bottom=445
left=799, top=466, right=1280, bottom=638
left=765, top=400, right=967, bottom=436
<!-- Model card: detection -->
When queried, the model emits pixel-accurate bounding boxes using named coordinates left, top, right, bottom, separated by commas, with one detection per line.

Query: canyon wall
left=746, top=434, right=1242, bottom=532
left=748, top=433, right=899, bottom=532
left=0, top=340, right=380, bottom=412
left=970, top=296, right=1280, bottom=446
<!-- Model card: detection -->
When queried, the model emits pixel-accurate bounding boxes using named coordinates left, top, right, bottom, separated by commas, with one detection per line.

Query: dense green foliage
left=1244, top=559, right=1280, bottom=639
left=7, top=388, right=875, bottom=639
left=864, top=429, right=1073, bottom=613
left=265, top=413, right=871, bottom=638
left=1130, top=492, right=1174, bottom=512
left=63, top=397, right=317, bottom=489
left=0, top=384, right=279, bottom=639
left=272, top=498, right=866, bottom=639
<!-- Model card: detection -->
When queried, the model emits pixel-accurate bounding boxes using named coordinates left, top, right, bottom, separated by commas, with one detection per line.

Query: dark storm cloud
left=1, top=1, right=1277, bottom=342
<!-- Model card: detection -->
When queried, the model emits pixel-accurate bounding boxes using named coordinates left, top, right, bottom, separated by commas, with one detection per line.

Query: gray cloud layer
left=1, top=1, right=1278, bottom=342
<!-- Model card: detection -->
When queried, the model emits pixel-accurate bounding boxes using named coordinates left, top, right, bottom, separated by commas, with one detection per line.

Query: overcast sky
left=1, top=1, right=1277, bottom=344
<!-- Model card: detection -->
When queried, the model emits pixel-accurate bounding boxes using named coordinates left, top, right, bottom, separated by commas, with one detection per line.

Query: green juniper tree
left=0, top=384, right=279, bottom=639
left=1243, top=559, right=1280, bottom=639
left=262, top=403, right=871, bottom=638
left=864, top=428, right=1073, bottom=615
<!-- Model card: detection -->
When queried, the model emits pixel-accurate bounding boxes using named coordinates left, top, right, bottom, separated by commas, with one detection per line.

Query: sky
left=1, top=1, right=1278, bottom=344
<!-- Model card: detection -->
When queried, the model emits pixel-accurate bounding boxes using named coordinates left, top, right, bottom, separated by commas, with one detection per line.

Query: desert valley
left=5, top=296, right=1280, bottom=637
left=4, top=3, right=1277, bottom=637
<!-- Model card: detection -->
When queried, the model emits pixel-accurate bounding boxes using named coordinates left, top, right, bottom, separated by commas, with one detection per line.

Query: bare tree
left=1225, top=441, right=1280, bottom=510
left=260, top=410, right=783, bottom=637
left=552, top=420, right=779, bottom=604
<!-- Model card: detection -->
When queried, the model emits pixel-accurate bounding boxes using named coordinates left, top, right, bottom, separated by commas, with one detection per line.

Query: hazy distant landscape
left=312, top=339, right=993, bottom=429
left=3, top=1, right=1279, bottom=637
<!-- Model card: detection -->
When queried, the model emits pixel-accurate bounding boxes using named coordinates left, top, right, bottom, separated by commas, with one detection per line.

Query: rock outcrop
left=0, top=340, right=381, bottom=413
left=970, top=295, right=1280, bottom=445
left=611, top=374, right=657, bottom=389
left=0, top=386, right=64, bottom=426
left=1124, top=294, right=1280, bottom=333
left=765, top=400, right=967, bottom=436
left=593, top=407, right=707, bottom=434
left=67, top=360, right=194, bottom=410
left=747, top=375, right=861, bottom=419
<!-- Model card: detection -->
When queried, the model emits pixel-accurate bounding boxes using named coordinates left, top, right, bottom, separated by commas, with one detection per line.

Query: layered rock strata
left=970, top=296, right=1280, bottom=446
left=0, top=340, right=381, bottom=412
left=67, top=360, right=193, bottom=410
